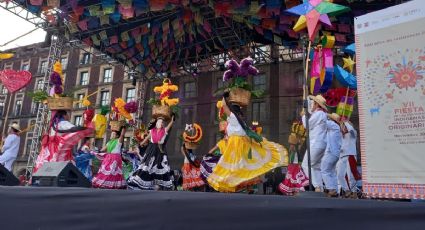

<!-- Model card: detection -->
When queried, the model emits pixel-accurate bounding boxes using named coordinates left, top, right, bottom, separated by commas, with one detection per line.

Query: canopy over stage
left=0, top=186, right=424, bottom=230
left=1, top=0, right=401, bottom=76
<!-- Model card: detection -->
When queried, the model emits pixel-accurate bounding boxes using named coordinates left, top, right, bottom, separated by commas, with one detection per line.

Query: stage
left=0, top=186, right=424, bottom=230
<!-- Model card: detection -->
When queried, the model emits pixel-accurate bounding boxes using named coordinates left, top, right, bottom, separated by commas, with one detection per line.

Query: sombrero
left=309, top=95, right=328, bottom=111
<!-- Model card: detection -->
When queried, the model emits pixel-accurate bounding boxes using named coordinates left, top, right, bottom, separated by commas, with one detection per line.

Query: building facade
left=1, top=42, right=357, bottom=177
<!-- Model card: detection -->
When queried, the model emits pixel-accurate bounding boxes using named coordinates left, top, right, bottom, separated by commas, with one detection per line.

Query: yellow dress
left=207, top=113, right=289, bottom=192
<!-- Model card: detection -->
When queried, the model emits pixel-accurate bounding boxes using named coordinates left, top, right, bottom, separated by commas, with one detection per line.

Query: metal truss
left=25, top=34, right=65, bottom=179
left=0, top=1, right=49, bottom=29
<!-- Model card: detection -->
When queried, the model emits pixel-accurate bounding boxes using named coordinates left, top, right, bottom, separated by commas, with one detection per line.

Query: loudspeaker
left=32, top=162, right=91, bottom=188
left=0, top=164, right=20, bottom=186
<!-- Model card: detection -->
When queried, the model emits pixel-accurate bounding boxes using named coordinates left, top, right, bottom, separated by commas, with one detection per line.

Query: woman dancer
left=92, top=126, right=127, bottom=189
left=34, top=110, right=93, bottom=173
left=127, top=116, right=175, bottom=190
left=181, top=143, right=205, bottom=191
left=207, top=96, right=289, bottom=192
left=74, top=138, right=95, bottom=181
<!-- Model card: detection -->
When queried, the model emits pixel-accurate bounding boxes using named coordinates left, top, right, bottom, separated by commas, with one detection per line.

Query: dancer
left=0, top=123, right=21, bottom=171
left=34, top=110, right=93, bottom=173
left=301, top=95, right=328, bottom=192
left=92, top=126, right=127, bottom=189
left=207, top=96, right=288, bottom=193
left=200, top=134, right=227, bottom=183
left=122, top=146, right=142, bottom=180
left=181, top=144, right=205, bottom=190
left=338, top=121, right=361, bottom=198
left=321, top=113, right=342, bottom=197
left=127, top=116, right=175, bottom=190
left=74, top=138, right=95, bottom=181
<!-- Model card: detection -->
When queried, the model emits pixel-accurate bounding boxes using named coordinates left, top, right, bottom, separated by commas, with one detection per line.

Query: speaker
left=0, top=164, right=20, bottom=186
left=32, top=162, right=91, bottom=188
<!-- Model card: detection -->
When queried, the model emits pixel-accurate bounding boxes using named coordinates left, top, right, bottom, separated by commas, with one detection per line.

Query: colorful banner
left=356, top=0, right=425, bottom=199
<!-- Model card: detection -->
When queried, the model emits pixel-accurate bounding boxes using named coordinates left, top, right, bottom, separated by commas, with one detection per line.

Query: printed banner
left=356, top=0, right=425, bottom=199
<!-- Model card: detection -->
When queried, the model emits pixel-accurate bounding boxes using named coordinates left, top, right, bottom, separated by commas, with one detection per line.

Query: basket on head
left=110, top=121, right=122, bottom=132
left=229, top=88, right=251, bottom=107
left=152, top=105, right=171, bottom=121
left=47, top=97, right=73, bottom=110
left=184, top=141, right=199, bottom=150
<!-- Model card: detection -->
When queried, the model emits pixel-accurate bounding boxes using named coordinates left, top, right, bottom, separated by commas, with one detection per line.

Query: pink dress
left=92, top=139, right=126, bottom=189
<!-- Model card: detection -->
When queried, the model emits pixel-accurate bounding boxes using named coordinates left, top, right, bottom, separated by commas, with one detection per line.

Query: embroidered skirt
left=92, top=153, right=126, bottom=189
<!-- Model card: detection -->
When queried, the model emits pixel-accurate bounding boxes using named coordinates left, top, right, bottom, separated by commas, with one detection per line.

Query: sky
left=0, top=8, right=46, bottom=51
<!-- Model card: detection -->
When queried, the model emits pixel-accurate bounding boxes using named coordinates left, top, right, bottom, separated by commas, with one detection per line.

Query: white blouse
left=226, top=113, right=246, bottom=136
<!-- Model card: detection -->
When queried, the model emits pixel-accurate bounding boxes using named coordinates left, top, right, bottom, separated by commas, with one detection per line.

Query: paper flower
left=49, top=72, right=62, bottom=85
left=124, top=101, right=138, bottom=113
left=183, top=123, right=203, bottom=143
left=114, top=98, right=132, bottom=120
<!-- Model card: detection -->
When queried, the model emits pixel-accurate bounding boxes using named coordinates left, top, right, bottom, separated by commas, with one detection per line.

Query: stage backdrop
left=356, top=0, right=425, bottom=199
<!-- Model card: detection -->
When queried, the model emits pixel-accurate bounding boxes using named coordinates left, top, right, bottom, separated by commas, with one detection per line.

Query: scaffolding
left=24, top=34, right=65, bottom=178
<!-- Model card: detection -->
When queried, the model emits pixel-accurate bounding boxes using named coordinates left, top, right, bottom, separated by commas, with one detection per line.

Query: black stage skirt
left=127, top=143, right=173, bottom=190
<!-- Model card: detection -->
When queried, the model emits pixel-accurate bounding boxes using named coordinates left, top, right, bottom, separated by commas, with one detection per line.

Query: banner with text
left=356, top=0, right=425, bottom=199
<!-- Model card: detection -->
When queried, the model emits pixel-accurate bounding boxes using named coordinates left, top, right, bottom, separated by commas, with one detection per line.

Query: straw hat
left=328, top=113, right=341, bottom=123
left=308, top=95, right=328, bottom=111
left=10, top=123, right=21, bottom=132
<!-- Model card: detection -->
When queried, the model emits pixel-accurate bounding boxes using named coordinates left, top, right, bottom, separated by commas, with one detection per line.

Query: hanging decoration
left=310, top=36, right=335, bottom=95
left=93, top=106, right=110, bottom=138
left=286, top=0, right=350, bottom=41
left=0, top=69, right=32, bottom=93
left=0, top=53, right=14, bottom=60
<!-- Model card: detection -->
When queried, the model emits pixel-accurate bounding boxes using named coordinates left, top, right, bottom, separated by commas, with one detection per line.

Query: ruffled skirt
left=127, top=143, right=173, bottom=190
left=182, top=162, right=205, bottom=190
left=278, top=163, right=309, bottom=195
left=92, top=153, right=126, bottom=189
left=207, top=136, right=288, bottom=192
left=200, top=154, right=221, bottom=182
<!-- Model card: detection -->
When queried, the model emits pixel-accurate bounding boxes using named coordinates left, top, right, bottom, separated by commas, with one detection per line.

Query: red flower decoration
left=389, top=61, right=423, bottom=90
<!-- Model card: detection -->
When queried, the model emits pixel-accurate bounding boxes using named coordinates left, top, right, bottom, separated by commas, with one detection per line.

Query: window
left=40, top=61, right=48, bottom=74
left=253, top=75, right=266, bottom=91
left=36, top=79, right=44, bottom=90
left=126, top=88, right=136, bottom=102
left=15, top=100, right=22, bottom=116
left=0, top=102, right=4, bottom=116
left=252, top=101, right=266, bottom=122
left=80, top=71, right=89, bottom=85
left=1, top=86, right=7, bottom=94
left=100, top=91, right=110, bottom=106
left=60, top=57, right=68, bottom=70
left=103, top=68, right=113, bottom=83
left=76, top=94, right=85, bottom=108
left=31, top=102, right=40, bottom=114
left=184, top=82, right=197, bottom=98
left=21, top=64, right=29, bottom=71
left=81, top=53, right=91, bottom=65
left=74, top=116, right=82, bottom=126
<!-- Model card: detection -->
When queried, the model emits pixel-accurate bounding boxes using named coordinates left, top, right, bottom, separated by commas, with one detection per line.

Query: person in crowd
left=92, top=126, right=127, bottom=189
left=0, top=123, right=21, bottom=172
left=181, top=143, right=204, bottom=191
left=127, top=116, right=175, bottom=190
left=74, top=138, right=95, bottom=181
left=34, top=110, right=93, bottom=173
left=321, top=113, right=343, bottom=197
left=207, top=95, right=288, bottom=193
left=301, top=95, right=328, bottom=192
left=338, top=120, right=361, bottom=198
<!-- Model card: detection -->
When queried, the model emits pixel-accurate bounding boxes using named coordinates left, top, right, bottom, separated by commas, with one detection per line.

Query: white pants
left=302, top=146, right=325, bottom=189
left=337, top=156, right=357, bottom=192
left=321, top=152, right=339, bottom=190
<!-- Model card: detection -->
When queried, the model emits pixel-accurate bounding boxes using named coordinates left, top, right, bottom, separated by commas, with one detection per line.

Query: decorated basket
left=47, top=97, right=73, bottom=110
left=110, top=120, right=123, bottom=131
left=152, top=105, right=171, bottom=120
left=184, top=141, right=199, bottom=150
left=229, top=88, right=251, bottom=107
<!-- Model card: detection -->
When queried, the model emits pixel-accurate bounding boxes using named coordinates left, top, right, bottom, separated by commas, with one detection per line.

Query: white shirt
left=50, top=120, right=76, bottom=135
left=341, top=122, right=357, bottom=157
left=0, top=134, right=20, bottom=171
left=303, top=110, right=327, bottom=148
left=325, top=120, right=342, bottom=156
left=226, top=113, right=246, bottom=136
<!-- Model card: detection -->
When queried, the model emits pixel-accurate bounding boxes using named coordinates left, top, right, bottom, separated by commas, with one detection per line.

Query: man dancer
left=338, top=121, right=361, bottom=198
left=0, top=123, right=21, bottom=172
left=321, top=113, right=342, bottom=197
left=302, top=95, right=328, bottom=192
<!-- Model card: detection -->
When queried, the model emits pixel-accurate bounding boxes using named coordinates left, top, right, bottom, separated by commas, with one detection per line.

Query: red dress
left=182, top=152, right=204, bottom=190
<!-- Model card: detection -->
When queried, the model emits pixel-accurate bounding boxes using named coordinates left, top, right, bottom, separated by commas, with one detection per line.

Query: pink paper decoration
left=0, top=70, right=33, bottom=93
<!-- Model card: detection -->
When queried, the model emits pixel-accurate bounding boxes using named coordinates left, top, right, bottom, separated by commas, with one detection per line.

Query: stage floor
left=1, top=186, right=424, bottom=230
